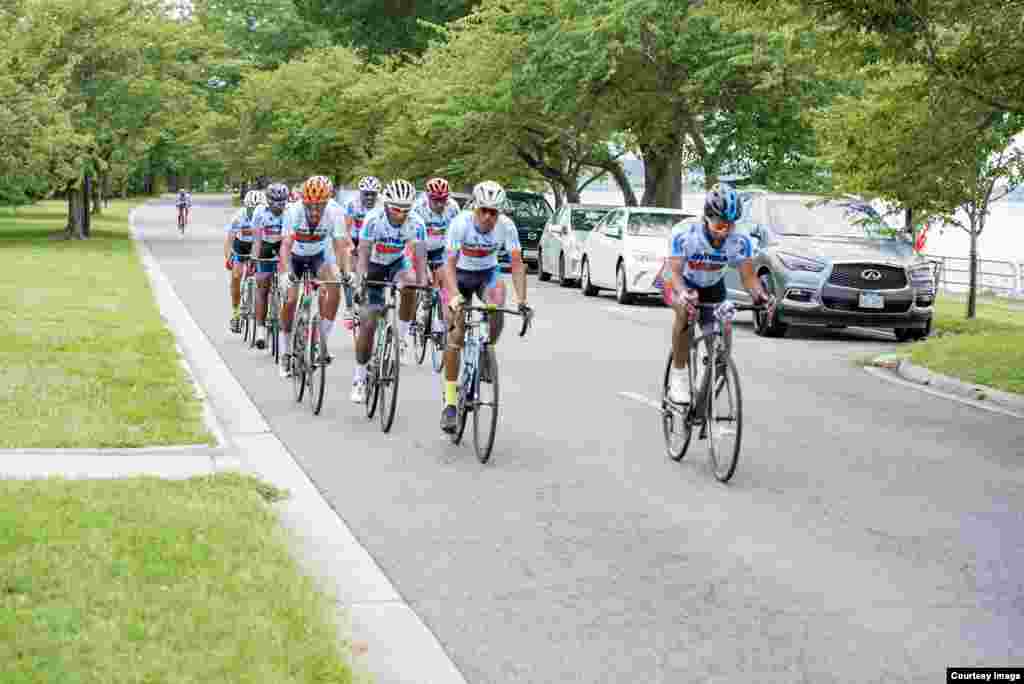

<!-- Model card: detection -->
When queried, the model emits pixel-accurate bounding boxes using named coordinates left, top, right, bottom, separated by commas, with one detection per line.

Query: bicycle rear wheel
left=308, top=315, right=326, bottom=415
left=662, top=351, right=693, bottom=461
left=472, top=347, right=499, bottom=463
left=292, top=315, right=307, bottom=402
left=268, top=283, right=280, bottom=362
left=379, top=319, right=400, bottom=432
left=365, top=331, right=381, bottom=420
left=414, top=292, right=429, bottom=365
left=430, top=295, right=445, bottom=373
left=241, top=279, right=253, bottom=344
left=707, top=349, right=742, bottom=483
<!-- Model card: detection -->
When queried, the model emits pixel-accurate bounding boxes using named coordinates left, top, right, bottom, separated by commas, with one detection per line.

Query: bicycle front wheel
left=308, top=315, right=326, bottom=416
left=707, top=346, right=742, bottom=483
left=414, top=292, right=429, bottom=365
left=292, top=316, right=307, bottom=402
left=431, top=296, right=445, bottom=373
left=662, top=351, right=693, bottom=461
left=379, top=320, right=400, bottom=433
left=365, top=333, right=381, bottom=420
left=472, top=347, right=499, bottom=464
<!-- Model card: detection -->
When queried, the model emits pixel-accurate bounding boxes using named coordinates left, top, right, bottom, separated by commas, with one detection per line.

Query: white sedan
left=579, top=206, right=696, bottom=304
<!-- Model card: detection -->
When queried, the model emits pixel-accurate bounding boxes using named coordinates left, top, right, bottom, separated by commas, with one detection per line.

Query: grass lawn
left=0, top=200, right=211, bottom=448
left=0, top=473, right=357, bottom=683
left=908, top=296, right=1024, bottom=395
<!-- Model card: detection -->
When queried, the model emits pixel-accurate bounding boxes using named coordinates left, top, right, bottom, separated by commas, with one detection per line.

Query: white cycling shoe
left=668, top=373, right=690, bottom=404
left=350, top=380, right=367, bottom=403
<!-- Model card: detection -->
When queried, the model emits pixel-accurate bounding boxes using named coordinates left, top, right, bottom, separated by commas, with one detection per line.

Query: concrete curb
left=130, top=205, right=467, bottom=684
left=867, top=354, right=1024, bottom=419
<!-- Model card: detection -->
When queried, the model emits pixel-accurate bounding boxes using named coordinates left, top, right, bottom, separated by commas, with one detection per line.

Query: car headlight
left=909, top=265, right=934, bottom=288
left=776, top=251, right=827, bottom=272
left=630, top=251, right=661, bottom=264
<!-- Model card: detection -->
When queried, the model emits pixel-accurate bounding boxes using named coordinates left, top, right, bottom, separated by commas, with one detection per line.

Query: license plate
left=859, top=291, right=884, bottom=309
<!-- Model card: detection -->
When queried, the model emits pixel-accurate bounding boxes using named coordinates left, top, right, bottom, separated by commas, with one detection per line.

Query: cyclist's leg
left=351, top=261, right=388, bottom=401
left=315, top=256, right=341, bottom=360
left=279, top=254, right=306, bottom=372
left=428, top=249, right=446, bottom=333
left=441, top=270, right=480, bottom=430
left=253, top=248, right=278, bottom=348
left=480, top=268, right=506, bottom=344
left=230, top=249, right=247, bottom=331
left=396, top=258, right=418, bottom=360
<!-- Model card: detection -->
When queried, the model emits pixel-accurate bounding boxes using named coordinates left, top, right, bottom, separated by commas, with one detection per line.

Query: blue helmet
left=704, top=183, right=742, bottom=222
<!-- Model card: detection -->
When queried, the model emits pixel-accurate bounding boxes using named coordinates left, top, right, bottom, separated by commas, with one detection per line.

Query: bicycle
left=236, top=252, right=256, bottom=345
left=661, top=300, right=770, bottom=483
left=411, top=285, right=446, bottom=372
left=248, top=257, right=282, bottom=359
left=447, top=304, right=533, bottom=464
left=289, top=272, right=342, bottom=416
left=358, top=280, right=432, bottom=433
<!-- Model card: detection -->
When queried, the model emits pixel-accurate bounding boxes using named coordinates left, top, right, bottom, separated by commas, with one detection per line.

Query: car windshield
left=628, top=212, right=686, bottom=236
left=571, top=208, right=611, bottom=231
left=767, top=199, right=902, bottom=240
left=506, top=196, right=551, bottom=220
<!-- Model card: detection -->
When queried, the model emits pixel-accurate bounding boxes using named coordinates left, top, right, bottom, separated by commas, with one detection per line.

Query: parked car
left=503, top=191, right=553, bottom=270
left=580, top=206, right=696, bottom=304
left=451, top=192, right=472, bottom=209
left=726, top=190, right=935, bottom=340
left=538, top=203, right=616, bottom=286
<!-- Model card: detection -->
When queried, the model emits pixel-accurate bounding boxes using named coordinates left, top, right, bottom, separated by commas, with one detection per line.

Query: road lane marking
left=618, top=391, right=662, bottom=410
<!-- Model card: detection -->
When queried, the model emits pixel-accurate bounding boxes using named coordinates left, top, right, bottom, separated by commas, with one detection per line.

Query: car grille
left=821, top=296, right=912, bottom=314
left=827, top=263, right=907, bottom=290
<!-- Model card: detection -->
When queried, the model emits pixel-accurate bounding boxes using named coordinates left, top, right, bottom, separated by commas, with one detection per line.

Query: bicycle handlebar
left=460, top=305, right=534, bottom=338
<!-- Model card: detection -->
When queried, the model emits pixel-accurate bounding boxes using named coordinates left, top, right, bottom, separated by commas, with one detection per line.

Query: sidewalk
left=3, top=205, right=467, bottom=684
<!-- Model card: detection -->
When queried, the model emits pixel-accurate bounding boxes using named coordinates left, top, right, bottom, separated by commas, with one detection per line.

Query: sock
left=232, top=305, right=240, bottom=316
left=444, top=381, right=457, bottom=406
left=399, top=320, right=411, bottom=339
left=354, top=363, right=368, bottom=383
left=281, top=332, right=291, bottom=354
left=320, top=319, right=334, bottom=339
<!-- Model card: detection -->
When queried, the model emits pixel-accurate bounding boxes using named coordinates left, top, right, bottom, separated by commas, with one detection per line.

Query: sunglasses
left=478, top=208, right=498, bottom=218
left=386, top=204, right=411, bottom=214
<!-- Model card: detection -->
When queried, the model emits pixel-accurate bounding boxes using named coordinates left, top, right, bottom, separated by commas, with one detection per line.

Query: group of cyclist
left=214, top=172, right=773, bottom=430
left=221, top=174, right=531, bottom=433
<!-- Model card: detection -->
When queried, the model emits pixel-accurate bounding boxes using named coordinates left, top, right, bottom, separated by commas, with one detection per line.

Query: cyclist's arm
left=667, top=256, right=690, bottom=301
left=223, top=230, right=233, bottom=260
left=357, top=239, right=371, bottom=277
left=279, top=236, right=292, bottom=273
left=738, top=260, right=769, bottom=303
left=508, top=250, right=527, bottom=306
left=443, top=251, right=460, bottom=304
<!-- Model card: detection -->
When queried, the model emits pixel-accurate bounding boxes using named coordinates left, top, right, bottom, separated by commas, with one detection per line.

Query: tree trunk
left=66, top=183, right=86, bottom=240
left=82, top=175, right=92, bottom=237
left=640, top=138, right=683, bottom=208
left=103, top=173, right=112, bottom=207
left=599, top=160, right=637, bottom=206
left=967, top=223, right=978, bottom=319
left=548, top=182, right=564, bottom=211
left=91, top=172, right=103, bottom=215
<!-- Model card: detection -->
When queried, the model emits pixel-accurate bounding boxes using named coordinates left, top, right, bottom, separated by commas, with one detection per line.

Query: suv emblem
left=529, top=232, right=538, bottom=240
left=861, top=269, right=883, bottom=281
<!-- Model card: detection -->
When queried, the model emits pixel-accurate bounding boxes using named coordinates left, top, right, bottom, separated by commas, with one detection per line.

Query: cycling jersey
left=412, top=196, right=460, bottom=251
left=252, top=206, right=285, bottom=245
left=446, top=211, right=520, bottom=271
left=669, top=219, right=753, bottom=289
left=225, top=208, right=258, bottom=243
left=344, top=197, right=377, bottom=241
left=359, top=207, right=426, bottom=267
left=283, top=199, right=345, bottom=257
left=176, top=193, right=192, bottom=208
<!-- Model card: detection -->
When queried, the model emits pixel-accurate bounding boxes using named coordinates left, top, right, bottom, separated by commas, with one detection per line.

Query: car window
left=601, top=210, right=624, bottom=235
left=767, top=198, right=900, bottom=239
left=627, top=212, right=686, bottom=237
left=571, top=208, right=611, bottom=232
left=506, top=196, right=552, bottom=220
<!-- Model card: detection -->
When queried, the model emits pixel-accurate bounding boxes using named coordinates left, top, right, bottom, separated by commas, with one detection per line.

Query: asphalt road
left=141, top=196, right=1023, bottom=683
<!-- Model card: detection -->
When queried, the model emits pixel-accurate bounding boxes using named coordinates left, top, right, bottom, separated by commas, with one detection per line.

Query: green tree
left=197, top=0, right=332, bottom=70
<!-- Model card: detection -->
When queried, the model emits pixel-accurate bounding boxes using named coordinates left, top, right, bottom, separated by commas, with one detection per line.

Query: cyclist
left=340, top=176, right=382, bottom=329
left=175, top=188, right=192, bottom=227
left=348, top=179, right=428, bottom=403
left=249, top=182, right=290, bottom=350
left=224, top=189, right=266, bottom=333
left=413, top=177, right=460, bottom=337
left=661, top=183, right=773, bottom=405
left=439, top=180, right=531, bottom=433
left=278, top=175, right=346, bottom=378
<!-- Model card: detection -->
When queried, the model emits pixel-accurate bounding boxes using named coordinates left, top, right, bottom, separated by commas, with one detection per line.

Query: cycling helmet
left=358, top=176, right=382, bottom=193
left=425, top=177, right=450, bottom=200
left=302, top=175, right=334, bottom=204
left=243, top=190, right=265, bottom=208
left=289, top=190, right=301, bottom=203
left=381, top=179, right=417, bottom=208
left=704, top=183, right=742, bottom=222
left=472, top=180, right=506, bottom=210
left=266, top=183, right=289, bottom=206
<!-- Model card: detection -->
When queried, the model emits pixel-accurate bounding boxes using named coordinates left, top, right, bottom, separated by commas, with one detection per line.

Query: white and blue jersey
left=344, top=197, right=377, bottom=241
left=446, top=211, right=521, bottom=272
left=283, top=199, right=345, bottom=258
left=359, top=207, right=426, bottom=267
left=252, top=206, right=286, bottom=245
left=412, top=196, right=461, bottom=252
left=225, top=208, right=258, bottom=244
left=669, top=220, right=753, bottom=289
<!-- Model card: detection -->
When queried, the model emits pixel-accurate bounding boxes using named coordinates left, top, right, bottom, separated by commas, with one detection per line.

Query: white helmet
left=358, top=176, right=382, bottom=192
left=472, top=181, right=506, bottom=210
left=244, top=190, right=266, bottom=208
left=381, top=179, right=417, bottom=208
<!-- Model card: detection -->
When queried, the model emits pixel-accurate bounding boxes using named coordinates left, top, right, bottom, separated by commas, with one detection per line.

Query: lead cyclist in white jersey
left=661, top=183, right=774, bottom=404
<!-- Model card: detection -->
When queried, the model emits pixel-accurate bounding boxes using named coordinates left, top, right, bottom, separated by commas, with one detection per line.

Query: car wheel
left=538, top=248, right=551, bottom=281
left=753, top=271, right=788, bottom=338
left=894, top=328, right=914, bottom=342
left=914, top=318, right=933, bottom=340
left=581, top=258, right=598, bottom=297
left=615, top=262, right=634, bottom=305
left=559, top=254, right=573, bottom=288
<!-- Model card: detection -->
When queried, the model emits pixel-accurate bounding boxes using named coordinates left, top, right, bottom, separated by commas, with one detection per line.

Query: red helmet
left=425, top=177, right=450, bottom=200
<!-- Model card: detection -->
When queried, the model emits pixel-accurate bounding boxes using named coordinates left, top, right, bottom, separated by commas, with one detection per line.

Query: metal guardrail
left=920, top=254, right=1024, bottom=298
